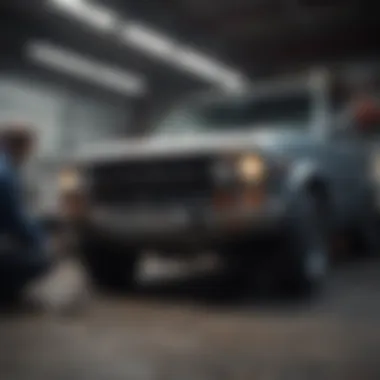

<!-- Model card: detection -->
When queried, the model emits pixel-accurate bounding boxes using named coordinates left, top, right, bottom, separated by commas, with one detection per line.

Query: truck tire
left=283, top=192, right=330, bottom=296
left=224, top=192, right=330, bottom=298
left=78, top=238, right=138, bottom=293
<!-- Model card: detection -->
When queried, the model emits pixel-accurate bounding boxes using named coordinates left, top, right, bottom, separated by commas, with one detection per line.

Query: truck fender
left=282, top=160, right=330, bottom=217
left=285, top=160, right=323, bottom=195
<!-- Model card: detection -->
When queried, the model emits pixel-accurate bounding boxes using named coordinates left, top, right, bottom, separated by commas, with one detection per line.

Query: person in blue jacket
left=0, top=123, right=51, bottom=303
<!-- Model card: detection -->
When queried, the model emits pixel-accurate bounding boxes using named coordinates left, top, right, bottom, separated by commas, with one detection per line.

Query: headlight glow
left=58, top=168, right=82, bottom=192
left=237, top=154, right=266, bottom=183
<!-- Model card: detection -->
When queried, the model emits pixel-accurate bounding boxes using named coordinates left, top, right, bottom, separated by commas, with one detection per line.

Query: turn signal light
left=240, top=187, right=265, bottom=207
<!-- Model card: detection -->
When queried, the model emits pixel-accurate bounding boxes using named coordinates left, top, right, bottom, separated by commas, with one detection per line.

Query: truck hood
left=77, top=128, right=313, bottom=163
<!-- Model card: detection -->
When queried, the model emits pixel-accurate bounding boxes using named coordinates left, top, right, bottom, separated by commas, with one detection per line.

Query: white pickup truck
left=57, top=73, right=380, bottom=295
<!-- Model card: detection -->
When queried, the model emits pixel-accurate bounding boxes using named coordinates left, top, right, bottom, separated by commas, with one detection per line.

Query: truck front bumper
left=73, top=200, right=287, bottom=251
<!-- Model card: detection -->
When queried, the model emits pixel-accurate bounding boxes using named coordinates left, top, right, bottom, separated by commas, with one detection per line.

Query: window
left=156, top=91, right=312, bottom=135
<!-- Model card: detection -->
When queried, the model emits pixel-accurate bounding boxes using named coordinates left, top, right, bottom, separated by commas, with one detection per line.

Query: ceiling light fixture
left=121, top=26, right=246, bottom=89
left=175, top=47, right=245, bottom=89
left=121, top=23, right=177, bottom=60
left=26, top=41, right=147, bottom=97
left=47, top=0, right=248, bottom=90
left=47, top=0, right=117, bottom=31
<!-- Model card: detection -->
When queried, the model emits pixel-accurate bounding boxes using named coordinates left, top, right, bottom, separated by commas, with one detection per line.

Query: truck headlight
left=236, top=154, right=266, bottom=184
left=213, top=154, right=267, bottom=185
left=58, top=168, right=89, bottom=219
left=58, top=168, right=83, bottom=193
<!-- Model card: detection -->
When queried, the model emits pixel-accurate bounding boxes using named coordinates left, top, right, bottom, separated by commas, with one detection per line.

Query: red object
left=354, top=98, right=380, bottom=128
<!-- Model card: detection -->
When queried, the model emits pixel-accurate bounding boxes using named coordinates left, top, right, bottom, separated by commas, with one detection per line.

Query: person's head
left=0, top=122, right=36, bottom=167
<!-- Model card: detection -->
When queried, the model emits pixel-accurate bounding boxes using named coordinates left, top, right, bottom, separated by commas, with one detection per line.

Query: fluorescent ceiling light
left=220, top=76, right=248, bottom=91
left=27, top=41, right=147, bottom=96
left=175, top=48, right=246, bottom=90
left=48, top=0, right=248, bottom=89
left=122, top=23, right=177, bottom=60
left=47, top=0, right=116, bottom=31
left=176, top=48, right=229, bottom=81
left=121, top=25, right=247, bottom=89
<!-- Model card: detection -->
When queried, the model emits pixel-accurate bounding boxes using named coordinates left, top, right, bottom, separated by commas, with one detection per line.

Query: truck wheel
left=78, top=239, right=138, bottom=293
left=283, top=193, right=330, bottom=296
left=221, top=194, right=330, bottom=298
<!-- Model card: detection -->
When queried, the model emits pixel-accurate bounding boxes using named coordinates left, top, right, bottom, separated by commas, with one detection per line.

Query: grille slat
left=90, top=157, right=213, bottom=206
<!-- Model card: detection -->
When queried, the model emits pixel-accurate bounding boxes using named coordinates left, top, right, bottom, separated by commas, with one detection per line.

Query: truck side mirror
left=332, top=100, right=380, bottom=139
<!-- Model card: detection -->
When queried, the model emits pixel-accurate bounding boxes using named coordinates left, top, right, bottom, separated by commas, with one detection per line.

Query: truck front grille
left=90, top=156, right=213, bottom=206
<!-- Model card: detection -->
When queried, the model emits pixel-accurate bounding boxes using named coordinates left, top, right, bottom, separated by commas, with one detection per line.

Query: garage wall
left=0, top=73, right=131, bottom=215
left=0, top=75, right=131, bottom=158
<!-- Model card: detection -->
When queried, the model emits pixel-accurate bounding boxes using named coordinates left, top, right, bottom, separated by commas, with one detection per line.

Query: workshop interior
left=0, top=1, right=380, bottom=379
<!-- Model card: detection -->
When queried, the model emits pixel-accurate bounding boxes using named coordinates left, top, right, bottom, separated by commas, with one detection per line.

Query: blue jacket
left=0, top=152, right=44, bottom=250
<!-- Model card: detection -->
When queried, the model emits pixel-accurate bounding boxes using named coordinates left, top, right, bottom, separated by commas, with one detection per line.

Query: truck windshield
left=155, top=92, right=312, bottom=135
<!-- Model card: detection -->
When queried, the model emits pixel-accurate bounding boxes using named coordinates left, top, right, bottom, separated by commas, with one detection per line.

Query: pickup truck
left=58, top=73, right=380, bottom=295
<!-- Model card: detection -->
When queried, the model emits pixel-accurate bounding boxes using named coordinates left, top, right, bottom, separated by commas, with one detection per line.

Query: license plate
left=112, top=208, right=191, bottom=230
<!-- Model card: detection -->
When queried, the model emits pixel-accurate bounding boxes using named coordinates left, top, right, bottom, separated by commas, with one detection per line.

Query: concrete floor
left=1, top=257, right=380, bottom=380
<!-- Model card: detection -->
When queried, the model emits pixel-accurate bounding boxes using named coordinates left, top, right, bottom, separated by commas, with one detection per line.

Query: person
left=0, top=122, right=51, bottom=304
